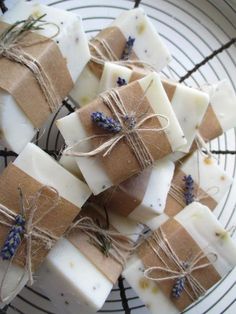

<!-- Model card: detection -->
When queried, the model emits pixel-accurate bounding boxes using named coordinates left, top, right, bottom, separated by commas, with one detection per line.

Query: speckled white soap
left=123, top=202, right=236, bottom=314
left=0, top=143, right=91, bottom=308
left=57, top=73, right=187, bottom=195
left=34, top=211, right=143, bottom=314
left=0, top=1, right=90, bottom=153
left=70, top=7, right=172, bottom=107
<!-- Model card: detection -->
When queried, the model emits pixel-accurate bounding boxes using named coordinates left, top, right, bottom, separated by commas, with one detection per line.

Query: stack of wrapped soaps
left=0, top=1, right=236, bottom=314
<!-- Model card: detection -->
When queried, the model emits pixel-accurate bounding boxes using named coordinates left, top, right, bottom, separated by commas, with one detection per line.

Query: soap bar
left=123, top=202, right=236, bottom=314
left=93, top=159, right=175, bottom=222
left=0, top=1, right=90, bottom=154
left=98, top=63, right=209, bottom=153
left=34, top=205, right=143, bottom=313
left=57, top=73, right=187, bottom=195
left=70, top=7, right=171, bottom=106
left=192, top=79, right=236, bottom=150
left=0, top=143, right=91, bottom=307
left=144, top=150, right=233, bottom=231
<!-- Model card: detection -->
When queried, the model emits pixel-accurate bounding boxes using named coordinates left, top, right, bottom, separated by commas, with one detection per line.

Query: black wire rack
left=0, top=0, right=236, bottom=313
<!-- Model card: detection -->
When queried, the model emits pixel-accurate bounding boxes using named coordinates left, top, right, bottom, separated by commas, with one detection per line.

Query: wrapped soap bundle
left=58, top=73, right=187, bottom=195
left=191, top=79, right=236, bottom=152
left=145, top=150, right=233, bottom=230
left=0, top=143, right=91, bottom=307
left=123, top=202, right=236, bottom=313
left=70, top=7, right=172, bottom=106
left=91, top=159, right=175, bottom=223
left=0, top=1, right=90, bottom=153
left=98, top=62, right=209, bottom=154
left=34, top=203, right=143, bottom=313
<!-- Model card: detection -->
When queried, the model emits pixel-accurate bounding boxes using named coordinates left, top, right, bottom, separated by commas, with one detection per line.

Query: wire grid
left=0, top=0, right=236, bottom=313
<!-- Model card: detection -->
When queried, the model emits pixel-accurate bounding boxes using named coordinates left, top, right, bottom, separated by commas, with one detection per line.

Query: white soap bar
left=202, top=79, right=236, bottom=132
left=99, top=63, right=209, bottom=153
left=0, top=143, right=91, bottom=307
left=0, top=1, right=90, bottom=153
left=57, top=73, right=187, bottom=195
left=144, top=150, right=233, bottom=231
left=34, top=211, right=143, bottom=313
left=123, top=202, right=236, bottom=314
left=98, top=159, right=174, bottom=223
left=70, top=7, right=171, bottom=106
left=181, top=151, right=233, bottom=204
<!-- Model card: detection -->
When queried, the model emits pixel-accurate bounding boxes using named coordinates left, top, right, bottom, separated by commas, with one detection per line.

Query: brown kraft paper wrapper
left=138, top=218, right=221, bottom=311
left=0, top=163, right=80, bottom=272
left=165, top=166, right=217, bottom=217
left=190, top=104, right=223, bottom=152
left=77, top=80, right=172, bottom=185
left=67, top=205, right=132, bottom=284
left=92, top=166, right=153, bottom=217
left=0, top=22, right=73, bottom=128
left=88, top=26, right=138, bottom=79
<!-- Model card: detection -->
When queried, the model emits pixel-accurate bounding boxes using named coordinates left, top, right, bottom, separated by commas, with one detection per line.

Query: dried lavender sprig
left=183, top=175, right=194, bottom=205
left=0, top=214, right=25, bottom=260
left=172, top=276, right=186, bottom=298
left=117, top=77, right=127, bottom=87
left=91, top=111, right=122, bottom=133
left=121, top=36, right=135, bottom=60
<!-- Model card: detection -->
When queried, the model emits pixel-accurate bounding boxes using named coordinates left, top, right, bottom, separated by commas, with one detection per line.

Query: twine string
left=65, top=83, right=169, bottom=171
left=144, top=228, right=217, bottom=300
left=0, top=186, right=60, bottom=302
left=89, top=38, right=155, bottom=71
left=67, top=215, right=140, bottom=268
left=0, top=15, right=61, bottom=112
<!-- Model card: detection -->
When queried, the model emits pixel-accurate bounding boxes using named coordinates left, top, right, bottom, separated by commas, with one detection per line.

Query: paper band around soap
left=0, top=164, right=80, bottom=277
left=0, top=20, right=73, bottom=128
left=137, top=219, right=221, bottom=311
left=94, top=166, right=153, bottom=217
left=71, top=80, right=172, bottom=185
left=67, top=205, right=135, bottom=284
left=165, top=167, right=218, bottom=217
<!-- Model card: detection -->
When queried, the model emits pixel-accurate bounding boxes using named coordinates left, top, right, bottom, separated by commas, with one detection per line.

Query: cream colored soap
left=70, top=7, right=171, bottom=106
left=202, top=79, right=236, bottom=132
left=57, top=73, right=187, bottom=195
left=34, top=211, right=143, bottom=313
left=0, top=143, right=91, bottom=308
left=123, top=202, right=236, bottom=314
left=99, top=63, right=209, bottom=153
left=0, top=1, right=90, bottom=153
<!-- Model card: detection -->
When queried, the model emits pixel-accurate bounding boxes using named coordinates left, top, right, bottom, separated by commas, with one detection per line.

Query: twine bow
left=67, top=213, right=141, bottom=267
left=144, top=228, right=218, bottom=300
left=65, top=81, right=169, bottom=171
left=89, top=37, right=155, bottom=72
left=0, top=186, right=60, bottom=303
left=0, top=14, right=61, bottom=113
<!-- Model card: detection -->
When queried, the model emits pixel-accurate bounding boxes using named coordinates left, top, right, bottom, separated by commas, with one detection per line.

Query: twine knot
left=0, top=186, right=60, bottom=302
left=144, top=228, right=218, bottom=300
left=65, top=81, right=169, bottom=172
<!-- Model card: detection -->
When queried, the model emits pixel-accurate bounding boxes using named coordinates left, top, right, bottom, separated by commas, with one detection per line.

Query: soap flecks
left=136, top=22, right=146, bottom=35
left=215, top=230, right=229, bottom=241
left=69, top=261, right=74, bottom=268
left=81, top=96, right=90, bottom=105
left=204, top=157, right=213, bottom=165
left=32, top=9, right=42, bottom=19
left=152, top=286, right=159, bottom=294
left=139, top=277, right=150, bottom=290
